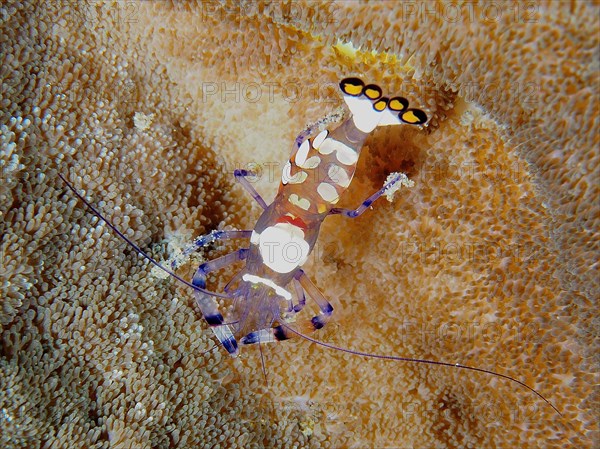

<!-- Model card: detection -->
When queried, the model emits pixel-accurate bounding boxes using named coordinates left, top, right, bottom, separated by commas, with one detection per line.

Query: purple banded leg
left=234, top=169, right=268, bottom=210
left=296, top=270, right=334, bottom=331
left=174, top=230, right=252, bottom=269
left=240, top=270, right=333, bottom=345
left=328, top=172, right=405, bottom=218
left=192, top=248, right=249, bottom=356
left=292, top=277, right=306, bottom=313
left=280, top=277, right=306, bottom=320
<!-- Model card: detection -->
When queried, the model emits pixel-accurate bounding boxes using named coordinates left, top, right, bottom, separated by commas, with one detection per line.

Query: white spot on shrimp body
left=318, top=138, right=358, bottom=165
left=296, top=139, right=310, bottom=166
left=312, top=130, right=328, bottom=149
left=328, top=164, right=351, bottom=187
left=242, top=274, right=292, bottom=300
left=282, top=161, right=308, bottom=184
left=258, top=223, right=310, bottom=273
left=317, top=182, right=340, bottom=203
left=298, top=155, right=321, bottom=169
left=281, top=162, right=291, bottom=185
left=288, top=194, right=311, bottom=210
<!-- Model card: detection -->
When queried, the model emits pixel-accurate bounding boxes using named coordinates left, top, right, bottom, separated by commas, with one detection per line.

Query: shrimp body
left=194, top=78, right=427, bottom=355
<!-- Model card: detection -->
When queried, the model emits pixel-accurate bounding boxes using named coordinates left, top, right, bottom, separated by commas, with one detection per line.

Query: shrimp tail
left=339, top=77, right=428, bottom=133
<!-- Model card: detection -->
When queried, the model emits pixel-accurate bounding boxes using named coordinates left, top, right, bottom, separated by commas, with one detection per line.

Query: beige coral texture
left=1, top=1, right=598, bottom=448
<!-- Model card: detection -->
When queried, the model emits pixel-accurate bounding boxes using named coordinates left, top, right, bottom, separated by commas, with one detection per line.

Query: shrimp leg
left=240, top=270, right=333, bottom=345
left=278, top=276, right=308, bottom=319
left=328, top=172, right=406, bottom=218
left=291, top=277, right=307, bottom=313
left=173, top=230, right=252, bottom=269
left=192, top=248, right=249, bottom=356
left=234, top=169, right=268, bottom=209
left=295, top=270, right=334, bottom=330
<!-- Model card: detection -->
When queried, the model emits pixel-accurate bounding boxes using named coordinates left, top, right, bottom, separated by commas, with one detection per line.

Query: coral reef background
left=1, top=1, right=598, bottom=448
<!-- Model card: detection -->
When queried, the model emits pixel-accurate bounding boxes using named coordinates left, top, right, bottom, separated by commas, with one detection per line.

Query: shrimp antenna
left=58, top=173, right=232, bottom=299
left=280, top=323, right=562, bottom=417
left=258, top=340, right=269, bottom=387
left=199, top=342, right=220, bottom=356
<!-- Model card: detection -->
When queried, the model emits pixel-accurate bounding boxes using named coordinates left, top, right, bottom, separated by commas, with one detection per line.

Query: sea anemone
left=1, top=1, right=597, bottom=448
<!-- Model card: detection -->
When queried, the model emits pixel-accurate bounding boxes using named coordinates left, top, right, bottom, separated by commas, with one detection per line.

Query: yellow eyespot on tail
left=339, top=77, right=428, bottom=131
left=363, top=84, right=382, bottom=100
left=373, top=98, right=388, bottom=111
left=340, top=77, right=364, bottom=96
left=388, top=97, right=409, bottom=111
left=400, top=109, right=428, bottom=125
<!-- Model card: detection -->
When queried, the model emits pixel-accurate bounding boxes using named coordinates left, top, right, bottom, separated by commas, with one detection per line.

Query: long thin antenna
left=199, top=343, right=219, bottom=356
left=258, top=340, right=269, bottom=387
left=58, top=173, right=231, bottom=299
left=280, top=323, right=562, bottom=417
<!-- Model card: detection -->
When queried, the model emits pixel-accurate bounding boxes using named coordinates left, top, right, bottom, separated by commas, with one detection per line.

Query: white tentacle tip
left=384, top=172, right=414, bottom=202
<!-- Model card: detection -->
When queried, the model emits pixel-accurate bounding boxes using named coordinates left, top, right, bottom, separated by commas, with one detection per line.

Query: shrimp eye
left=388, top=96, right=409, bottom=111
left=340, top=77, right=365, bottom=96
left=400, top=108, right=428, bottom=125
